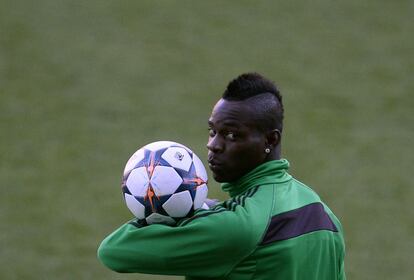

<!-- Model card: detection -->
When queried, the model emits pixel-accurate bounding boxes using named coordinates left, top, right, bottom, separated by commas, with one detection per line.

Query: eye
left=225, top=131, right=236, bottom=140
left=208, top=128, right=216, bottom=137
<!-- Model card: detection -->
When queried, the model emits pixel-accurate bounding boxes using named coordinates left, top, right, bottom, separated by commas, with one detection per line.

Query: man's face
left=207, top=99, right=268, bottom=183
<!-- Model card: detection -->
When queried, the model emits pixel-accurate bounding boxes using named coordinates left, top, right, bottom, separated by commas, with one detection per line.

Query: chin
left=210, top=167, right=238, bottom=183
left=212, top=173, right=237, bottom=183
left=211, top=171, right=231, bottom=183
left=212, top=174, right=226, bottom=183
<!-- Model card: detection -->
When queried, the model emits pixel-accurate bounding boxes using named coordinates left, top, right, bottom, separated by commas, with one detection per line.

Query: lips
left=208, top=156, right=230, bottom=182
left=208, top=162, right=221, bottom=169
left=208, top=158, right=224, bottom=171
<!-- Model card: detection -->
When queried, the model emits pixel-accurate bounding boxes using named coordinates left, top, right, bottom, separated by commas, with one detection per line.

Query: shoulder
left=179, top=186, right=270, bottom=225
left=179, top=186, right=273, bottom=245
left=271, top=177, right=323, bottom=214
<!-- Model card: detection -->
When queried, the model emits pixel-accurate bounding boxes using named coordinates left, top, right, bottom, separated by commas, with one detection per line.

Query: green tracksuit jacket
left=98, top=159, right=346, bottom=279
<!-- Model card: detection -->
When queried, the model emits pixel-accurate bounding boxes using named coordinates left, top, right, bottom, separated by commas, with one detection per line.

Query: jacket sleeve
left=97, top=208, right=256, bottom=278
left=339, top=259, right=346, bottom=280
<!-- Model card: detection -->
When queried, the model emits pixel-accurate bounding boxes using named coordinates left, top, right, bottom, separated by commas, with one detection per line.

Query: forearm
left=98, top=222, right=182, bottom=274
left=98, top=212, right=255, bottom=277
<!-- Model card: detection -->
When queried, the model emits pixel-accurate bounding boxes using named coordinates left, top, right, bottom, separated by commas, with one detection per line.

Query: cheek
left=230, top=142, right=265, bottom=166
left=243, top=145, right=266, bottom=163
left=242, top=136, right=265, bottom=155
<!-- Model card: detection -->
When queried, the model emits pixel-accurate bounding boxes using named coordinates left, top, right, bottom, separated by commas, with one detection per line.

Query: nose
left=207, top=135, right=223, bottom=153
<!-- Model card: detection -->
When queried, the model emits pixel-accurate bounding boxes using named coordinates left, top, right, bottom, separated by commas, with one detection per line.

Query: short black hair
left=222, top=72, right=284, bottom=132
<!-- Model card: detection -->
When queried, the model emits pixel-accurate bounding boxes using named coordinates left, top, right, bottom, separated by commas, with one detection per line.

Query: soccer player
left=98, top=73, right=346, bottom=279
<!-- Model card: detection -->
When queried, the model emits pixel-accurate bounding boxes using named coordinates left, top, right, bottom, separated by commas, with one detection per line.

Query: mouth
left=207, top=158, right=224, bottom=171
left=207, top=161, right=229, bottom=182
left=208, top=162, right=220, bottom=169
left=208, top=165, right=223, bottom=177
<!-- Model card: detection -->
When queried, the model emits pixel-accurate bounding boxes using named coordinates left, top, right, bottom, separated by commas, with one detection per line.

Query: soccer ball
left=121, top=141, right=208, bottom=225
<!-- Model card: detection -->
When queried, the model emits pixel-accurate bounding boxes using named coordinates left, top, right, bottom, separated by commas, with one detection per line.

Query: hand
left=203, top=198, right=220, bottom=209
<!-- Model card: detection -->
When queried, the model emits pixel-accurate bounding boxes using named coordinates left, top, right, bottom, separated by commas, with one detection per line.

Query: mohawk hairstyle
left=222, top=72, right=284, bottom=132
left=223, top=72, right=282, bottom=104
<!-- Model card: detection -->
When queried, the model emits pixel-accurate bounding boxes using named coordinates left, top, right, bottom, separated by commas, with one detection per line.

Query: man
left=98, top=73, right=346, bottom=279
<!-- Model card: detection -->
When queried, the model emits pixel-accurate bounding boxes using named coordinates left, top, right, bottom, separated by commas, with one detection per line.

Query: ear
left=265, top=129, right=281, bottom=148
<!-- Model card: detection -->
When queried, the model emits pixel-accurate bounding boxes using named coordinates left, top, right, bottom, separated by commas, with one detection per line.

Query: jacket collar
left=221, top=159, right=292, bottom=197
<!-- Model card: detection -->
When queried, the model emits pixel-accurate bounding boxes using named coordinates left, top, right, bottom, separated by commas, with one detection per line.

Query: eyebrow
left=208, top=120, right=243, bottom=129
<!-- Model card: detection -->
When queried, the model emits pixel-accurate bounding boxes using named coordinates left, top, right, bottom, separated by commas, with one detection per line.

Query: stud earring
left=265, top=148, right=271, bottom=154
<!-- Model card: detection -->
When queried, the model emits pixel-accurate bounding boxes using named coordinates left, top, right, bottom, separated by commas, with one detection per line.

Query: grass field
left=1, top=0, right=413, bottom=279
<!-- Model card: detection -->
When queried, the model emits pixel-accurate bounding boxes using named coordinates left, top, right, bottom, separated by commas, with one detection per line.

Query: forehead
left=209, top=99, right=257, bottom=128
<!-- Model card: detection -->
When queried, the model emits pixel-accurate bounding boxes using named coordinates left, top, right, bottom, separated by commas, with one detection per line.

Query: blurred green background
left=1, top=0, right=413, bottom=279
